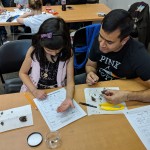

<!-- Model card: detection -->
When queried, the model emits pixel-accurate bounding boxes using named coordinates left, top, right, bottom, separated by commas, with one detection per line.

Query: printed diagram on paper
left=0, top=105, right=33, bottom=133
left=84, top=87, right=128, bottom=115
left=34, top=88, right=86, bottom=131
left=124, top=105, right=150, bottom=150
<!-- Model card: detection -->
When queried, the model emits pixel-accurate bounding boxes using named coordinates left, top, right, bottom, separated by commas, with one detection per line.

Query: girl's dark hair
left=102, top=9, right=134, bottom=41
left=29, top=0, right=42, bottom=10
left=31, top=17, right=72, bottom=64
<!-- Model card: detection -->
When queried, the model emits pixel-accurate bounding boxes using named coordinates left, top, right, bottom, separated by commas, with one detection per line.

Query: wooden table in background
left=0, top=4, right=111, bottom=26
left=0, top=79, right=149, bottom=150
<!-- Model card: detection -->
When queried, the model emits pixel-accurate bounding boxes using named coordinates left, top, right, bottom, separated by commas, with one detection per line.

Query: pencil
left=23, top=93, right=38, bottom=110
left=79, top=102, right=97, bottom=108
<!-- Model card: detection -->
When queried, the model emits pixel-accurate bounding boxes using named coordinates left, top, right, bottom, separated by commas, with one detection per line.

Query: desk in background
left=0, top=4, right=111, bottom=26
left=0, top=79, right=148, bottom=150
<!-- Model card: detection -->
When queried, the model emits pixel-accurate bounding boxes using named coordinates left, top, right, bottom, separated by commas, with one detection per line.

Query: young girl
left=17, top=0, right=53, bottom=33
left=19, top=17, right=75, bottom=112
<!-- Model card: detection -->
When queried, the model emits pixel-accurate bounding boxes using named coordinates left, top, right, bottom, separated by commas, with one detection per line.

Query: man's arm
left=85, top=58, right=99, bottom=85
left=86, top=58, right=97, bottom=74
left=103, top=80, right=150, bottom=104
left=127, top=80, right=150, bottom=102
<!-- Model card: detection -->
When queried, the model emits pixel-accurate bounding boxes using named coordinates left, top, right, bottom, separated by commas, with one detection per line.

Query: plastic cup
left=45, top=131, right=61, bottom=149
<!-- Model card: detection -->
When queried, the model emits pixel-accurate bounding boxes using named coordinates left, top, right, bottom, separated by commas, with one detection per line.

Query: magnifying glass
left=27, top=132, right=43, bottom=147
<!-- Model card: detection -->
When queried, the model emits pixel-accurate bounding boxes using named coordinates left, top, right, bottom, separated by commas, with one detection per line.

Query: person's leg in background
left=0, top=27, right=7, bottom=42
left=42, top=0, right=48, bottom=6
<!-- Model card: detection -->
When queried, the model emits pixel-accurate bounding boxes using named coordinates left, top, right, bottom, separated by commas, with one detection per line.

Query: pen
left=79, top=102, right=97, bottom=108
left=23, top=93, right=38, bottom=110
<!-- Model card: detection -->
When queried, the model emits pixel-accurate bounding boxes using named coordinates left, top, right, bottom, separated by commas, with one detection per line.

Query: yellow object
left=99, top=102, right=125, bottom=111
left=23, top=93, right=38, bottom=110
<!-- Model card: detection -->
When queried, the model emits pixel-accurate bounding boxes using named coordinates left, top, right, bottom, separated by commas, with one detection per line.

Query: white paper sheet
left=84, top=87, right=127, bottom=115
left=34, top=88, right=87, bottom=131
left=0, top=9, right=52, bottom=23
left=0, top=105, right=33, bottom=133
left=124, top=105, right=150, bottom=150
left=0, top=8, right=30, bottom=23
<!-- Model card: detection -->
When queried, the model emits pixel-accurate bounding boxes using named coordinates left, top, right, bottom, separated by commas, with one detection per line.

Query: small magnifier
left=27, top=132, right=43, bottom=147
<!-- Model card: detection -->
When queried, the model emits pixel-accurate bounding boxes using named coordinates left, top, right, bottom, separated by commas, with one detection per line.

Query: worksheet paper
left=0, top=105, right=33, bottom=133
left=124, top=105, right=150, bottom=150
left=84, top=87, right=128, bottom=115
left=34, top=88, right=87, bottom=131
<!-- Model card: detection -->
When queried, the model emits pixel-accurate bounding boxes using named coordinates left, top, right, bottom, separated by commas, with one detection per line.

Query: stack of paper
left=0, top=105, right=33, bottom=133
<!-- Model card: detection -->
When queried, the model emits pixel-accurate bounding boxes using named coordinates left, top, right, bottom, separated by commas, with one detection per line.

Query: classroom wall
left=99, top=0, right=150, bottom=10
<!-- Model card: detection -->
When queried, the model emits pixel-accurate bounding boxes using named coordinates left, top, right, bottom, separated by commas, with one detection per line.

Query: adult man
left=76, top=9, right=150, bottom=104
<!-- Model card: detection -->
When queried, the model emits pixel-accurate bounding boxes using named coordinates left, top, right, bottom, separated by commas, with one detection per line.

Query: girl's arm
left=57, top=53, right=75, bottom=112
left=19, top=47, right=47, bottom=99
left=66, top=55, right=75, bottom=100
left=19, top=47, right=36, bottom=92
left=17, top=12, right=34, bottom=24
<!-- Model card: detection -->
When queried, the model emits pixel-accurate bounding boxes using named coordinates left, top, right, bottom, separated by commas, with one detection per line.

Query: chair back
left=67, top=0, right=86, bottom=4
left=17, top=33, right=33, bottom=40
left=73, top=23, right=101, bottom=74
left=87, top=0, right=99, bottom=3
left=0, top=40, right=31, bottom=82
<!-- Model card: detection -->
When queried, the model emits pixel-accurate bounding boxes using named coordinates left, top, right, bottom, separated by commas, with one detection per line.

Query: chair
left=17, top=33, right=34, bottom=40
left=67, top=0, right=86, bottom=4
left=73, top=23, right=101, bottom=75
left=86, top=0, right=99, bottom=4
left=0, top=40, right=31, bottom=93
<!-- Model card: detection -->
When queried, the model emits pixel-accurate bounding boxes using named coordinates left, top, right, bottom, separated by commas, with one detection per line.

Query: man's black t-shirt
left=89, top=37, right=150, bottom=81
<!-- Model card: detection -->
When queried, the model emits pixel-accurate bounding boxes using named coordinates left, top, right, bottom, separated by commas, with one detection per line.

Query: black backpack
left=128, top=2, right=150, bottom=48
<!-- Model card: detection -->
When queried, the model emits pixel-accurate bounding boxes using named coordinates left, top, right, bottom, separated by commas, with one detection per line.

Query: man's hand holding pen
left=86, top=72, right=99, bottom=85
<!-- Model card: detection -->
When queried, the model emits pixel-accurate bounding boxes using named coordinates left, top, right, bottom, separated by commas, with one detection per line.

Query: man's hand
left=103, top=90, right=129, bottom=104
left=86, top=72, right=99, bottom=85
left=57, top=98, right=75, bottom=112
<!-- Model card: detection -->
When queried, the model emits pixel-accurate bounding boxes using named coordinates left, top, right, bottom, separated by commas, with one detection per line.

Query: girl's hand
left=32, top=89, right=47, bottom=100
left=57, top=98, right=75, bottom=112
left=103, top=90, right=129, bottom=104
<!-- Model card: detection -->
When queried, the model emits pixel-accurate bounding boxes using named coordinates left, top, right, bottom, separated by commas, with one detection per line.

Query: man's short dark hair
left=102, top=9, right=134, bottom=40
